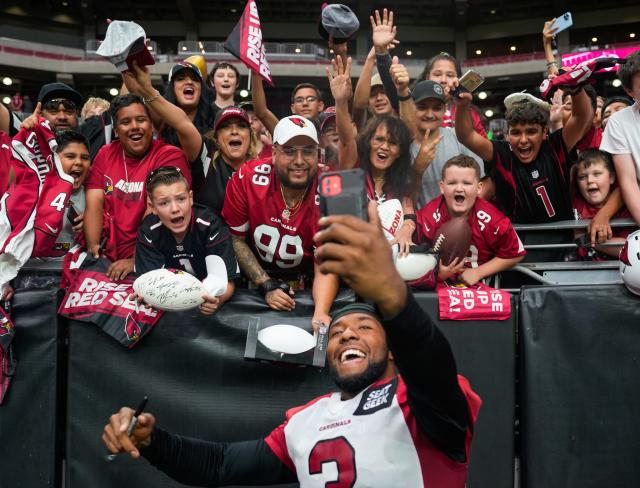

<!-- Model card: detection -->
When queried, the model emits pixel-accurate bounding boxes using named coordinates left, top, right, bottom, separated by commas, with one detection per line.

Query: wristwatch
left=258, top=279, right=291, bottom=296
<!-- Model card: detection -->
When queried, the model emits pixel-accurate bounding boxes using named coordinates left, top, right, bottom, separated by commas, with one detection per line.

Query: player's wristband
left=404, top=213, right=416, bottom=222
left=258, top=279, right=290, bottom=296
left=397, top=91, right=412, bottom=102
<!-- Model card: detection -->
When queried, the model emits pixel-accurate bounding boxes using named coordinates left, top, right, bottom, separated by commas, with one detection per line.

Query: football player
left=221, top=115, right=338, bottom=326
left=135, top=166, right=238, bottom=315
left=415, top=155, right=526, bottom=285
left=103, top=201, right=481, bottom=487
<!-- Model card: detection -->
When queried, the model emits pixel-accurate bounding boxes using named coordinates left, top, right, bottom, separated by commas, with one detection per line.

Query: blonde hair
left=81, top=97, right=110, bottom=119
left=210, top=125, right=258, bottom=171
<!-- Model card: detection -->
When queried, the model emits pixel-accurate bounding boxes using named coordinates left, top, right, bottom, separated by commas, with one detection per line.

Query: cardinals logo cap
left=273, top=116, right=319, bottom=145
left=96, top=20, right=155, bottom=72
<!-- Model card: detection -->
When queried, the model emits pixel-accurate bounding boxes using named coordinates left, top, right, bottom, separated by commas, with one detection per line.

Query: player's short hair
left=110, top=94, right=150, bottom=125
left=146, top=166, right=190, bottom=198
left=418, top=52, right=462, bottom=81
left=55, top=130, right=89, bottom=154
left=208, top=62, right=240, bottom=89
left=562, top=85, right=598, bottom=111
left=576, top=149, right=614, bottom=174
left=441, top=154, right=481, bottom=180
left=506, top=101, right=549, bottom=128
left=291, top=83, right=323, bottom=103
left=618, top=50, right=640, bottom=91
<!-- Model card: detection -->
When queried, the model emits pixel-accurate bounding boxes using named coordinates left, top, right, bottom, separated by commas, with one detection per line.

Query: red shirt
left=572, top=194, right=632, bottom=239
left=0, top=132, right=11, bottom=195
left=85, top=139, right=191, bottom=260
left=575, top=126, right=603, bottom=153
left=443, top=104, right=487, bottom=138
left=222, top=158, right=319, bottom=274
left=416, top=196, right=526, bottom=267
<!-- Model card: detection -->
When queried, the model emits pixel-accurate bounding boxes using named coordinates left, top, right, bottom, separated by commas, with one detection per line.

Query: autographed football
left=133, top=268, right=205, bottom=311
left=393, top=244, right=438, bottom=281
left=435, top=217, right=472, bottom=265
left=377, top=199, right=404, bottom=241
left=258, top=324, right=316, bottom=354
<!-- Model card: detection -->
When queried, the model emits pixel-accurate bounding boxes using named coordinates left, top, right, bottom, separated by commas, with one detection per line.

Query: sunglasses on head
left=43, top=99, right=77, bottom=112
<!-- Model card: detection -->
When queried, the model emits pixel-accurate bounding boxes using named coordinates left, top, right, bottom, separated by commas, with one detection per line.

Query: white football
left=394, top=251, right=438, bottom=281
left=378, top=199, right=404, bottom=241
left=133, top=268, right=205, bottom=311
left=258, top=324, right=316, bottom=355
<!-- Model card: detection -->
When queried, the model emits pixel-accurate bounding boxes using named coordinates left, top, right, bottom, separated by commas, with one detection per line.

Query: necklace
left=280, top=184, right=308, bottom=221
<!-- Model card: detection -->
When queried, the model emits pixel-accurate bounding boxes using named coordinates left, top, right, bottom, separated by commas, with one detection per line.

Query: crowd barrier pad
left=519, top=285, right=640, bottom=488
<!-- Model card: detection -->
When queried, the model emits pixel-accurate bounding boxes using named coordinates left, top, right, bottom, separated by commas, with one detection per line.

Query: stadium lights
left=478, top=91, right=488, bottom=100
left=239, top=89, right=249, bottom=98
left=591, top=37, right=598, bottom=43
left=181, top=46, right=187, bottom=51
left=485, top=109, right=494, bottom=118
left=406, top=50, right=412, bottom=56
left=109, top=88, right=119, bottom=96
left=612, top=79, right=622, bottom=88
left=510, top=46, right=516, bottom=52
left=631, top=33, right=636, bottom=39
left=2, top=77, right=12, bottom=86
left=475, top=49, right=482, bottom=55
left=490, top=9, right=496, bottom=14
left=295, top=47, right=301, bottom=53
left=2, top=97, right=10, bottom=105
left=147, top=45, right=153, bottom=51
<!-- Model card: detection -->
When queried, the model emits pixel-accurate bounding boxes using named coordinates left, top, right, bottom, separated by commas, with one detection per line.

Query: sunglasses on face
left=42, top=99, right=77, bottom=114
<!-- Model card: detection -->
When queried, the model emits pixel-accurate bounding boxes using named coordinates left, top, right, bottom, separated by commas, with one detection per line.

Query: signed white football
left=393, top=247, right=438, bottom=281
left=258, top=324, right=316, bottom=355
left=133, top=268, right=205, bottom=311
left=377, top=198, right=404, bottom=241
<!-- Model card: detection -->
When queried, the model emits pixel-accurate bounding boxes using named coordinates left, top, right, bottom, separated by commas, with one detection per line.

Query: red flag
left=224, top=0, right=274, bottom=86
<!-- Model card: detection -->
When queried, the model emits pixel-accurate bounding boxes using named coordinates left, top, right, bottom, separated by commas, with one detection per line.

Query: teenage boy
left=415, top=155, right=525, bottom=285
left=135, top=167, right=237, bottom=315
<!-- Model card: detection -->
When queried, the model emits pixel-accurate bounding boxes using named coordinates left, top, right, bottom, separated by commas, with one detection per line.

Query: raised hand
left=20, top=101, right=42, bottom=130
left=326, top=55, right=353, bottom=105
left=389, top=56, right=410, bottom=93
left=370, top=9, right=397, bottom=54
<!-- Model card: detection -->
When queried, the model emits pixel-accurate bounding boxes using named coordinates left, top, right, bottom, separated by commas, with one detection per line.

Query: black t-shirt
left=487, top=130, right=572, bottom=223
left=80, top=112, right=113, bottom=162
left=135, top=204, right=239, bottom=281
left=191, top=150, right=237, bottom=215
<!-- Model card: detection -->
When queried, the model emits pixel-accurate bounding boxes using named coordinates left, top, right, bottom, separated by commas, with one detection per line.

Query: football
left=377, top=198, right=404, bottom=241
left=133, top=268, right=205, bottom=311
left=393, top=245, right=438, bottom=281
left=434, top=217, right=472, bottom=265
left=258, top=324, right=316, bottom=354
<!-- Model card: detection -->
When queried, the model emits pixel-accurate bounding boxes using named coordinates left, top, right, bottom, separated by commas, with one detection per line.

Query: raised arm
left=542, top=19, right=560, bottom=77
left=251, top=75, right=279, bottom=136
left=561, top=87, right=595, bottom=151
left=390, top=57, right=419, bottom=140
left=371, top=8, right=399, bottom=111
left=122, top=63, right=202, bottom=162
left=454, top=92, right=494, bottom=161
left=352, top=48, right=377, bottom=126
left=327, top=56, right=358, bottom=169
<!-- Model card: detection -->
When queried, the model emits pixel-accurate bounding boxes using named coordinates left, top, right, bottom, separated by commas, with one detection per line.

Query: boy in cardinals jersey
left=416, top=155, right=526, bottom=285
left=222, top=115, right=338, bottom=327
left=103, top=202, right=480, bottom=487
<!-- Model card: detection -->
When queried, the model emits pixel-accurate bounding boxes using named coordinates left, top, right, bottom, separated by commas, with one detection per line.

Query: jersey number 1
left=308, top=436, right=356, bottom=487
left=535, top=185, right=556, bottom=218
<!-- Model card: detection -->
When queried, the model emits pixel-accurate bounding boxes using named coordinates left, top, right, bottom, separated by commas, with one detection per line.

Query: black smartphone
left=66, top=202, right=79, bottom=225
left=319, top=169, right=368, bottom=221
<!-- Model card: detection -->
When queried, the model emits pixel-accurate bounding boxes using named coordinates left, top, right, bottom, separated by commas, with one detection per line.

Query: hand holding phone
left=550, top=12, right=573, bottom=36
left=319, top=169, right=368, bottom=221
left=451, top=70, right=485, bottom=97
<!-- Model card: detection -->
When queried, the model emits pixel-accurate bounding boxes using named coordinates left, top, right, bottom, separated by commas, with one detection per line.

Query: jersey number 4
left=50, top=192, right=67, bottom=212
left=308, top=437, right=356, bottom=488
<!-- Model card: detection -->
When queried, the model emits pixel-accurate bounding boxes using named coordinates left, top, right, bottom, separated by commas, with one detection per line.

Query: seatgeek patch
left=353, top=377, right=398, bottom=416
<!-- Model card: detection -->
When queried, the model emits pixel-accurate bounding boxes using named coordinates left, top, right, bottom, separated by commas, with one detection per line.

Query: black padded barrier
left=519, top=285, right=640, bottom=488
left=0, top=285, right=62, bottom=488
left=65, top=289, right=515, bottom=488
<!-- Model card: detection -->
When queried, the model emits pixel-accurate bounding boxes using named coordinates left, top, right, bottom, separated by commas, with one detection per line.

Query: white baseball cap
left=273, top=116, right=319, bottom=145
left=97, top=20, right=155, bottom=72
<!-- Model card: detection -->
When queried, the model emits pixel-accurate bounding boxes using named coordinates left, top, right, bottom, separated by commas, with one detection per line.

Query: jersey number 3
left=308, top=437, right=356, bottom=488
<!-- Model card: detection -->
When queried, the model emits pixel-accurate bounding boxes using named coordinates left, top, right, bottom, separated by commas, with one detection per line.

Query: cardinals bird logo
left=0, top=315, right=13, bottom=337
left=104, top=175, right=114, bottom=195
left=290, top=117, right=307, bottom=128
left=124, top=313, right=142, bottom=342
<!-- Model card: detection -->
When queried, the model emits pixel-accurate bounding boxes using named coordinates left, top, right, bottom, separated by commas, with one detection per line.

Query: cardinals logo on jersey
left=124, top=313, right=142, bottom=343
left=104, top=175, right=114, bottom=195
left=0, top=316, right=13, bottom=336
left=289, top=117, right=307, bottom=128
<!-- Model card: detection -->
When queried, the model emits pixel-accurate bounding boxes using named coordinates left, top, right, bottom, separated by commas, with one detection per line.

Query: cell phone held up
left=452, top=70, right=485, bottom=97
left=550, top=12, right=573, bottom=36
left=319, top=169, right=368, bottom=221
left=66, top=201, right=79, bottom=225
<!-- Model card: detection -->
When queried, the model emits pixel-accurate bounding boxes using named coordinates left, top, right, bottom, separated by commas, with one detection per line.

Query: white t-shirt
left=600, top=103, right=640, bottom=181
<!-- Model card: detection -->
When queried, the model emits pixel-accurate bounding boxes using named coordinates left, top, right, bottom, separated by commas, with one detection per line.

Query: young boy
left=415, top=155, right=526, bottom=285
left=135, top=166, right=238, bottom=315
left=572, top=150, right=631, bottom=259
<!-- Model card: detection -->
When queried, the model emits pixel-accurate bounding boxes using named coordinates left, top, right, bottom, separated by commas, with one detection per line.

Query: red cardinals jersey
left=572, top=194, right=632, bottom=239
left=85, top=139, right=191, bottom=260
left=417, top=196, right=526, bottom=268
left=265, top=375, right=479, bottom=488
left=11, top=118, right=57, bottom=182
left=0, top=132, right=11, bottom=195
left=222, top=158, right=319, bottom=274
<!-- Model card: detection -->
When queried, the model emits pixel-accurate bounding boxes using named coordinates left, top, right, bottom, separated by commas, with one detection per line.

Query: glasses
left=370, top=135, right=398, bottom=147
left=146, top=166, right=182, bottom=185
left=275, top=145, right=318, bottom=160
left=43, top=99, right=76, bottom=114
left=293, top=95, right=318, bottom=104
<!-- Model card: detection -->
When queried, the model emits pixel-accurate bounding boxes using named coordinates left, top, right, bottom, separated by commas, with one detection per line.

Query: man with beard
left=84, top=94, right=191, bottom=281
left=221, top=116, right=338, bottom=326
left=102, top=201, right=481, bottom=487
